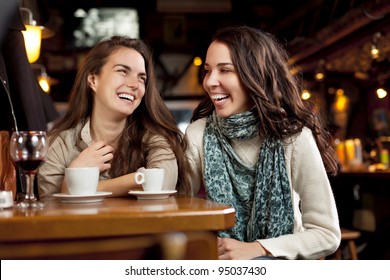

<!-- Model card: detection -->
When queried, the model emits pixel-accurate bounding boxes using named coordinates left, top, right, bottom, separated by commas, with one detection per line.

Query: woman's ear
left=87, top=74, right=96, bottom=91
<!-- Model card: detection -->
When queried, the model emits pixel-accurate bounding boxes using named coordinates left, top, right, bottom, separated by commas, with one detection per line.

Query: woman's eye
left=117, top=69, right=127, bottom=74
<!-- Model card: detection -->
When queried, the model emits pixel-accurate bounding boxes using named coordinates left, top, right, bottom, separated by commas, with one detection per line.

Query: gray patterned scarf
left=204, top=110, right=294, bottom=241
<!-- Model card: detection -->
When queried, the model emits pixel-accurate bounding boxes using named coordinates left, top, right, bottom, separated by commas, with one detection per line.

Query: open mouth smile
left=118, top=93, right=135, bottom=102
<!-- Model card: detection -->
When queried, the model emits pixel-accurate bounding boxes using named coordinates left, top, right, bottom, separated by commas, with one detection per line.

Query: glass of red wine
left=9, top=131, right=47, bottom=208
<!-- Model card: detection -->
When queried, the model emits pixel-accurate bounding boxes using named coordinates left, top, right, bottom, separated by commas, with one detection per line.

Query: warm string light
left=376, top=87, right=387, bottom=99
left=376, top=81, right=387, bottom=99
left=19, top=7, right=54, bottom=63
left=301, top=89, right=311, bottom=100
left=370, top=32, right=381, bottom=60
left=375, top=79, right=388, bottom=99
left=31, top=64, right=57, bottom=93
left=20, top=8, right=42, bottom=63
left=371, top=45, right=379, bottom=59
left=334, top=88, right=348, bottom=112
left=314, top=59, right=326, bottom=81
left=38, top=73, right=50, bottom=93
left=192, top=56, right=202, bottom=67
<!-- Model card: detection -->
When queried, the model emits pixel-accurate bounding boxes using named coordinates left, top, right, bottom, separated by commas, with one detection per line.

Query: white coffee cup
left=0, top=191, right=14, bottom=208
left=65, top=167, right=99, bottom=195
left=134, top=168, right=165, bottom=192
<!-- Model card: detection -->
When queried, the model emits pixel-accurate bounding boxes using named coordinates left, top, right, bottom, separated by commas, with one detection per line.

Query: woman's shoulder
left=283, top=126, right=316, bottom=152
left=49, top=122, right=84, bottom=147
left=186, top=118, right=207, bottom=138
left=285, top=126, right=313, bottom=141
left=185, top=118, right=207, bottom=134
left=144, top=132, right=169, bottom=144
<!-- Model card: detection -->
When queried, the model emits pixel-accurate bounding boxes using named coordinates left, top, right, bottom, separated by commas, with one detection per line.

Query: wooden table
left=0, top=195, right=235, bottom=260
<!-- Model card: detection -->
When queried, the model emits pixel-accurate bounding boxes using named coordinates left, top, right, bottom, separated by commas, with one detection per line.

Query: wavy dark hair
left=49, top=36, right=192, bottom=193
left=192, top=26, right=338, bottom=175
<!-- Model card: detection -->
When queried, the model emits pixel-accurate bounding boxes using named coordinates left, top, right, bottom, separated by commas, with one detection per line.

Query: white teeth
left=211, top=94, right=228, bottom=101
left=118, top=93, right=134, bottom=101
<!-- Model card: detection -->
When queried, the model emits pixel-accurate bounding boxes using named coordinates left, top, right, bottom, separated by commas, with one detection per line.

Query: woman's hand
left=69, top=141, right=114, bottom=172
left=218, top=237, right=268, bottom=260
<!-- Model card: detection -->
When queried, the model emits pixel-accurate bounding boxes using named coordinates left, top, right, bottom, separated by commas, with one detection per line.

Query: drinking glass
left=9, top=131, right=47, bottom=208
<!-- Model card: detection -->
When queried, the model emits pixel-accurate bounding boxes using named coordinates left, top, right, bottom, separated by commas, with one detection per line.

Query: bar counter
left=0, top=195, right=235, bottom=260
left=333, top=170, right=390, bottom=180
left=329, top=170, right=390, bottom=259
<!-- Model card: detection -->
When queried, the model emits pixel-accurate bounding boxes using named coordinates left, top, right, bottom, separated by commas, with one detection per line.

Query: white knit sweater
left=185, top=118, right=341, bottom=259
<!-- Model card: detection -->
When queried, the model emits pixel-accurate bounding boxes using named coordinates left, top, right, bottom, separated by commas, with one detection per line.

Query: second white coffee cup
left=65, top=167, right=99, bottom=195
left=134, top=168, right=165, bottom=192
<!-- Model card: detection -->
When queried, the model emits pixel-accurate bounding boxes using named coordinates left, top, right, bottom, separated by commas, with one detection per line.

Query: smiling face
left=88, top=47, right=147, bottom=120
left=203, top=41, right=254, bottom=118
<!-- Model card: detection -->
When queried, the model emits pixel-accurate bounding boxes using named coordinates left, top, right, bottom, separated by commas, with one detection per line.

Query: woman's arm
left=259, top=128, right=341, bottom=259
left=97, top=172, right=142, bottom=196
left=184, top=119, right=207, bottom=195
left=37, top=137, right=68, bottom=198
left=98, top=135, right=178, bottom=196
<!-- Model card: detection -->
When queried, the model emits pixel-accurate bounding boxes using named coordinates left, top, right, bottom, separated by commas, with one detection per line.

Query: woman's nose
left=126, top=75, right=139, bottom=89
left=204, top=71, right=220, bottom=88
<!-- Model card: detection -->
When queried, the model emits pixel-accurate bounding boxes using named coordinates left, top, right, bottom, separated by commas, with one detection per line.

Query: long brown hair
left=192, top=26, right=338, bottom=175
left=49, top=36, right=192, bottom=193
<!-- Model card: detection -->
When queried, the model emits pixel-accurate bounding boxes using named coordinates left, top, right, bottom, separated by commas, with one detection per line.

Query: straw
left=0, top=76, right=19, bottom=132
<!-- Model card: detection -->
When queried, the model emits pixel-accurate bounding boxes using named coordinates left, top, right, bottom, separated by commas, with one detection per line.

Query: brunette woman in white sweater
left=185, top=26, right=341, bottom=260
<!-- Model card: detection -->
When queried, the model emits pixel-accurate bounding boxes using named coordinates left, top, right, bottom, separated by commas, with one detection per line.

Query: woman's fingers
left=70, top=142, right=114, bottom=170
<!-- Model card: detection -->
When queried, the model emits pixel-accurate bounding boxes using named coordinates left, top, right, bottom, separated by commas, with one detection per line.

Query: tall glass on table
left=9, top=131, right=47, bottom=208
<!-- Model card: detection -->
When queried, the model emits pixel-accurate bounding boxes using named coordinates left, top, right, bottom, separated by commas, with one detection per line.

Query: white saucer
left=128, top=190, right=177, bottom=200
left=52, top=192, right=112, bottom=203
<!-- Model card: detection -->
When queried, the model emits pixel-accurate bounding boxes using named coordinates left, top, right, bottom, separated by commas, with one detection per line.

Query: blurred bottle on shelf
left=380, top=149, right=389, bottom=169
left=335, top=138, right=365, bottom=171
